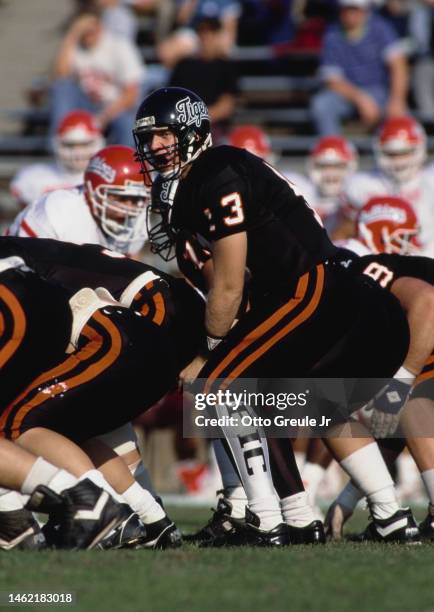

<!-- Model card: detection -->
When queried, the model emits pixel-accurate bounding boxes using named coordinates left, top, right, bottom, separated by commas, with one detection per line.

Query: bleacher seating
left=3, top=42, right=434, bottom=162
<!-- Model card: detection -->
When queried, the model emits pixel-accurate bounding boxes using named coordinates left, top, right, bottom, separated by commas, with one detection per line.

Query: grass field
left=1, top=506, right=434, bottom=612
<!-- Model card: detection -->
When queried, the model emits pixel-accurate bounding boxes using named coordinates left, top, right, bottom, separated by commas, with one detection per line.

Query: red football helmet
left=228, top=125, right=272, bottom=160
left=307, top=135, right=357, bottom=197
left=357, top=195, right=420, bottom=255
left=54, top=110, right=104, bottom=174
left=374, top=116, right=426, bottom=184
left=84, top=145, right=151, bottom=250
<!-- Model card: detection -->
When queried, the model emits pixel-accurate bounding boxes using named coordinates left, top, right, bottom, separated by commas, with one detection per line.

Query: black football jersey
left=0, top=236, right=205, bottom=369
left=170, top=146, right=337, bottom=295
left=338, top=250, right=434, bottom=289
left=0, top=237, right=169, bottom=297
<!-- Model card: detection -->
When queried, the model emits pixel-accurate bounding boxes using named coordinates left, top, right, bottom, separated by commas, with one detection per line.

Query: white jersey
left=10, top=162, right=83, bottom=208
left=7, top=187, right=145, bottom=254
left=342, top=167, right=434, bottom=256
left=284, top=171, right=341, bottom=233
left=334, top=237, right=372, bottom=257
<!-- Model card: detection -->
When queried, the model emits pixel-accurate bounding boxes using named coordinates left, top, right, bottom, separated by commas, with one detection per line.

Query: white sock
left=340, top=443, right=399, bottom=520
left=216, top=404, right=282, bottom=530
left=302, top=462, right=326, bottom=505
left=213, top=439, right=242, bottom=489
left=129, top=461, right=155, bottom=496
left=294, top=451, right=306, bottom=472
left=121, top=481, right=165, bottom=524
left=249, top=496, right=284, bottom=530
left=421, top=469, right=434, bottom=505
left=45, top=470, right=78, bottom=495
left=280, top=492, right=317, bottom=527
left=335, top=480, right=364, bottom=513
left=222, top=486, right=247, bottom=519
left=79, top=469, right=123, bottom=503
left=0, top=489, right=27, bottom=511
left=21, top=457, right=76, bottom=495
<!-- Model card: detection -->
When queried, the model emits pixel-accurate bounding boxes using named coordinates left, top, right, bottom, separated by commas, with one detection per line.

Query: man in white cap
left=310, top=0, right=408, bottom=135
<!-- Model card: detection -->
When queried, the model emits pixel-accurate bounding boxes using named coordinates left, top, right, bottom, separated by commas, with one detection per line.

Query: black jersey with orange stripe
left=0, top=266, right=73, bottom=408
left=169, top=145, right=338, bottom=296
left=0, top=236, right=205, bottom=369
left=336, top=250, right=434, bottom=290
left=0, top=237, right=170, bottom=298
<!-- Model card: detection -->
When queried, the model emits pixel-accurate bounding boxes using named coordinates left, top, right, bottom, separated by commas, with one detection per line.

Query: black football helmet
left=133, top=87, right=212, bottom=181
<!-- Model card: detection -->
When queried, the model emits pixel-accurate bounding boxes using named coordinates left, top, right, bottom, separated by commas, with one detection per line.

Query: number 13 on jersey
left=221, top=192, right=245, bottom=226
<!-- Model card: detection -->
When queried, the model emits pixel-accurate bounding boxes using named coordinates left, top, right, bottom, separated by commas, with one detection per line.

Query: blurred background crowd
left=0, top=0, right=433, bottom=507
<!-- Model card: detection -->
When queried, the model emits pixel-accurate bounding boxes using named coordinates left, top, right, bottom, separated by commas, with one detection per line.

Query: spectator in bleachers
left=158, top=0, right=241, bottom=68
left=169, top=17, right=239, bottom=138
left=50, top=7, right=144, bottom=146
left=310, top=0, right=408, bottom=135
left=237, top=0, right=295, bottom=45
left=72, top=0, right=139, bottom=41
left=409, top=0, right=434, bottom=118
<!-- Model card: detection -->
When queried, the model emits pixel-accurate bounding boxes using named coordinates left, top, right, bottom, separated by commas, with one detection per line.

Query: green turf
left=1, top=507, right=433, bottom=612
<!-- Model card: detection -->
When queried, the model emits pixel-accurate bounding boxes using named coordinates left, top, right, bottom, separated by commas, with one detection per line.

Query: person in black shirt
left=133, top=86, right=416, bottom=544
left=169, top=17, right=238, bottom=138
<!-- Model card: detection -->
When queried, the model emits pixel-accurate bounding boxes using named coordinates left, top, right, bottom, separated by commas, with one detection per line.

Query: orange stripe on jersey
left=0, top=311, right=4, bottom=337
left=20, top=220, right=38, bottom=237
left=204, top=270, right=312, bottom=393
left=9, top=310, right=122, bottom=439
left=140, top=304, right=150, bottom=316
left=0, top=285, right=26, bottom=369
left=220, top=265, right=325, bottom=388
left=152, top=292, right=165, bottom=326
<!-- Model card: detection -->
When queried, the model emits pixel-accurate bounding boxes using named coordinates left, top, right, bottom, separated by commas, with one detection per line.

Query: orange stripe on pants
left=205, top=266, right=324, bottom=393
left=0, top=285, right=26, bottom=369
left=1, top=311, right=122, bottom=439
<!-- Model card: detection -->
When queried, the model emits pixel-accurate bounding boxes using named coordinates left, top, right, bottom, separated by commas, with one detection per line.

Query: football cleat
left=38, top=479, right=124, bottom=550
left=286, top=520, right=326, bottom=545
left=138, top=515, right=183, bottom=550
left=231, top=508, right=290, bottom=547
left=97, top=504, right=147, bottom=550
left=418, top=505, right=434, bottom=541
left=351, top=508, right=421, bottom=544
left=0, top=508, right=46, bottom=551
left=184, top=498, right=240, bottom=547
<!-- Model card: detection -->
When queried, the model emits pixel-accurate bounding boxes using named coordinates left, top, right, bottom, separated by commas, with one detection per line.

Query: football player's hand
left=179, top=355, right=207, bottom=386
left=365, top=379, right=412, bottom=439
left=324, top=500, right=354, bottom=540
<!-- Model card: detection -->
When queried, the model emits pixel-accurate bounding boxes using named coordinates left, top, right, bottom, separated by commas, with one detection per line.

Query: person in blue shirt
left=310, top=0, right=408, bottom=135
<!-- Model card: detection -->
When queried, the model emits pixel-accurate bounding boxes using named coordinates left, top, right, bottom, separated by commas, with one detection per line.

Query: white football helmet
left=307, top=136, right=357, bottom=198
left=374, top=116, right=426, bottom=184
left=53, top=110, right=104, bottom=174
